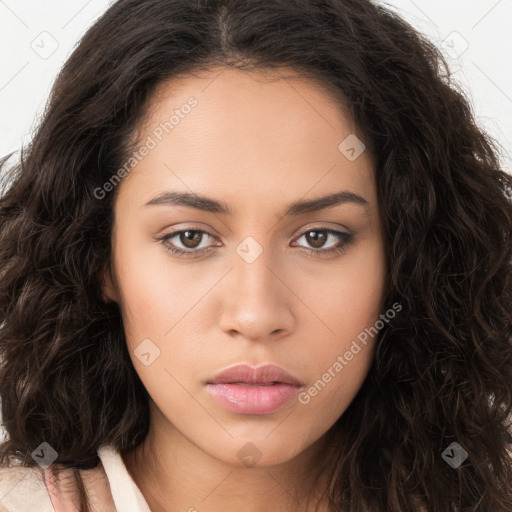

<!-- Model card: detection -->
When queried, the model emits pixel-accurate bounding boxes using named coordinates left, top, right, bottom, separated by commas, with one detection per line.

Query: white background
left=0, top=1, right=511, bottom=431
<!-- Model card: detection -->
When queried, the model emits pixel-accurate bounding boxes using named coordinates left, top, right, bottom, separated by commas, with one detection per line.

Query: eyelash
left=157, top=226, right=352, bottom=258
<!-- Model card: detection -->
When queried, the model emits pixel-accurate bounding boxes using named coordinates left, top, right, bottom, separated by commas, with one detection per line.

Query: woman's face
left=102, top=66, right=387, bottom=467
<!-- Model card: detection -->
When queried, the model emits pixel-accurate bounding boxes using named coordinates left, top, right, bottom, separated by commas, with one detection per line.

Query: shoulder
left=0, top=445, right=130, bottom=512
left=0, top=463, right=54, bottom=512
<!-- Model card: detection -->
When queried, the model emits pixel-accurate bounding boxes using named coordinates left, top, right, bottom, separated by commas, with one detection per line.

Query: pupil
left=181, top=231, right=201, bottom=248
left=307, top=230, right=326, bottom=248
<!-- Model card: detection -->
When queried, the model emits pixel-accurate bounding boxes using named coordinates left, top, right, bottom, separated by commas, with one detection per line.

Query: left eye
left=158, top=227, right=352, bottom=257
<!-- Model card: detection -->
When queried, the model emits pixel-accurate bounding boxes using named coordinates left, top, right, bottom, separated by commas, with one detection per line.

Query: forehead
left=115, top=66, right=376, bottom=213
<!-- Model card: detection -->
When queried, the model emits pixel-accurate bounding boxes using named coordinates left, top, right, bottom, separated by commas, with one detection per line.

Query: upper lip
left=207, top=364, right=303, bottom=386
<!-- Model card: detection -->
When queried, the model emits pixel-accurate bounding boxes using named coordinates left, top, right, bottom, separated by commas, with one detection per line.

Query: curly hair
left=1, top=0, right=511, bottom=510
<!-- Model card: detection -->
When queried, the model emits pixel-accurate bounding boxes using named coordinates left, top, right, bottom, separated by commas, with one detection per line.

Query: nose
left=217, top=246, right=296, bottom=343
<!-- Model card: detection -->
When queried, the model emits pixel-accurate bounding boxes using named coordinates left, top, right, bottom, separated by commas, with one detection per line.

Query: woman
left=0, top=0, right=511, bottom=511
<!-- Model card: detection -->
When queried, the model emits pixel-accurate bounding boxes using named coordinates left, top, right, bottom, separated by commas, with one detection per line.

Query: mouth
left=206, top=364, right=304, bottom=415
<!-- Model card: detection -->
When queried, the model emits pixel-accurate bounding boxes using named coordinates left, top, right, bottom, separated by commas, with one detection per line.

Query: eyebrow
left=144, top=189, right=369, bottom=216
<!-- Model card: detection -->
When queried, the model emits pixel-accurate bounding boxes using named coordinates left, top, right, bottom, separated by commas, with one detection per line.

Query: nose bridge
left=219, top=235, right=294, bottom=339
left=232, top=235, right=281, bottom=305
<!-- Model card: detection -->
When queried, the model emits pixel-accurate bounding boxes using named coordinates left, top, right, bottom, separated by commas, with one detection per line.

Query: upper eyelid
left=162, top=222, right=351, bottom=237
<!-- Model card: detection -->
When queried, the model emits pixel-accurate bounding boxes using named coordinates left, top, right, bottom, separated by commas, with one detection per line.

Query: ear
left=100, top=261, right=119, bottom=303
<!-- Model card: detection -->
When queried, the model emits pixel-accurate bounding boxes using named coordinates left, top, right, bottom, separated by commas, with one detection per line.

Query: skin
left=100, top=66, right=387, bottom=512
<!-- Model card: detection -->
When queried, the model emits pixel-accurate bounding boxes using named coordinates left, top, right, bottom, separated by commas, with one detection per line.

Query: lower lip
left=206, top=383, right=301, bottom=415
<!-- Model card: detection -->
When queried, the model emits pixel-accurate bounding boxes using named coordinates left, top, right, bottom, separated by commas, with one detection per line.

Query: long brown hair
left=1, top=1, right=511, bottom=510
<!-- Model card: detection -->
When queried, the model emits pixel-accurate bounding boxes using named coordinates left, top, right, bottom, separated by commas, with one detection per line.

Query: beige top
left=0, top=445, right=151, bottom=512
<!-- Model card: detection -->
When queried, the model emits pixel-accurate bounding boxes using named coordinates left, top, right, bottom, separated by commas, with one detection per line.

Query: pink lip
left=206, top=364, right=304, bottom=415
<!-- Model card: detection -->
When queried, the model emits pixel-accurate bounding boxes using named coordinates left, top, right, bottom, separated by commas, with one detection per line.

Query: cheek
left=112, top=234, right=209, bottom=396
left=295, top=241, right=385, bottom=417
left=112, top=233, right=203, bottom=345
left=295, top=342, right=375, bottom=441
left=309, top=237, right=386, bottom=347
left=296, top=271, right=383, bottom=432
